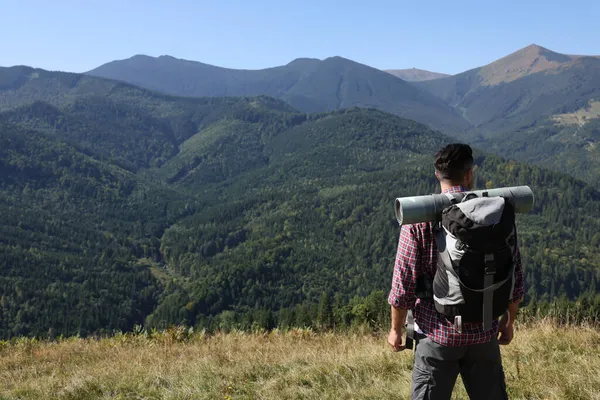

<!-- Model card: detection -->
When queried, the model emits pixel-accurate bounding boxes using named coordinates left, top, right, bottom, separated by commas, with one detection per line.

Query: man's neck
left=440, top=181, right=468, bottom=192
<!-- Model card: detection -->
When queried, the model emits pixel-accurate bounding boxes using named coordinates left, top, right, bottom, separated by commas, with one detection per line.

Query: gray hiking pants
left=411, top=334, right=508, bottom=400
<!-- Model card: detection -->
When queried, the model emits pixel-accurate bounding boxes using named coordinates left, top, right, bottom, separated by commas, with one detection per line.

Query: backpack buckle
left=484, top=253, right=496, bottom=275
left=454, top=315, right=463, bottom=333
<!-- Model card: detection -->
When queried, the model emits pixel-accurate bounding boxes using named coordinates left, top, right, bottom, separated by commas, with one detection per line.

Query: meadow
left=0, top=320, right=598, bottom=399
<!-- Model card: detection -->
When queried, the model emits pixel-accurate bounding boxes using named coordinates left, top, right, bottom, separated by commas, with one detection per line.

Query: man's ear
left=434, top=170, right=441, bottom=181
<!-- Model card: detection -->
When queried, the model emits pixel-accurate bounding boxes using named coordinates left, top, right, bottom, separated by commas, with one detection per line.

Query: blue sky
left=2, top=0, right=599, bottom=74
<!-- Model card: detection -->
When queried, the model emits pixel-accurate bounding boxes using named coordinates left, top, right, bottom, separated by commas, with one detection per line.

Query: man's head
left=434, top=143, right=474, bottom=190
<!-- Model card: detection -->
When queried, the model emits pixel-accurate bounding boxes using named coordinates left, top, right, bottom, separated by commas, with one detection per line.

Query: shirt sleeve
left=388, top=224, right=420, bottom=309
left=510, top=244, right=525, bottom=303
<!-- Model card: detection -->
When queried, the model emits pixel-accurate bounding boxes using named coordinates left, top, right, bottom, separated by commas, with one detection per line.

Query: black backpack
left=419, top=192, right=518, bottom=332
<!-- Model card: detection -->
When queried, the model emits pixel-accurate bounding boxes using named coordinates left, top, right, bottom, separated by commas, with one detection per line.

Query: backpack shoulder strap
left=483, top=253, right=496, bottom=331
left=406, top=192, right=464, bottom=349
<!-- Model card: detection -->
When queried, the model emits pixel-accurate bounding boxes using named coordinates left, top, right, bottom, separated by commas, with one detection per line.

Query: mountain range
left=0, top=65, right=598, bottom=338
left=85, top=55, right=471, bottom=136
left=86, top=44, right=600, bottom=187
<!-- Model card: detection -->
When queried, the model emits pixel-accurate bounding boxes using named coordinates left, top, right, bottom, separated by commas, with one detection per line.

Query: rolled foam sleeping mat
left=394, top=185, right=534, bottom=226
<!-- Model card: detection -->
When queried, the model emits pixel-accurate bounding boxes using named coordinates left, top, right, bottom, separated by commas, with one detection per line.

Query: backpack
left=419, top=192, right=518, bottom=332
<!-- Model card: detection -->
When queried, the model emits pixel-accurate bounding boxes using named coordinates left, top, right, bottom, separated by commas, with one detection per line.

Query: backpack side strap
left=405, top=309, right=415, bottom=350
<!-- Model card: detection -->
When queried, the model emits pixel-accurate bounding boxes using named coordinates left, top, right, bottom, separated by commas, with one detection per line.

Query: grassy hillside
left=0, top=321, right=597, bottom=399
left=84, top=56, right=472, bottom=135
left=0, top=66, right=599, bottom=339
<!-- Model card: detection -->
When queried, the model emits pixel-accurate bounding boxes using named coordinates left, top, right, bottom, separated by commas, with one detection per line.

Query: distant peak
left=129, top=54, right=156, bottom=60
left=508, top=43, right=575, bottom=61
left=323, top=56, right=353, bottom=63
left=157, top=55, right=188, bottom=61
left=125, top=54, right=213, bottom=68
left=286, top=57, right=322, bottom=67
left=517, top=44, right=561, bottom=57
left=522, top=43, right=546, bottom=51
left=126, top=54, right=198, bottom=64
left=516, top=44, right=598, bottom=59
left=288, top=57, right=321, bottom=63
left=478, top=44, right=575, bottom=85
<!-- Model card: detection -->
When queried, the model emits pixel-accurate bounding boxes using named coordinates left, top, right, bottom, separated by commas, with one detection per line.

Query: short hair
left=434, top=143, right=474, bottom=182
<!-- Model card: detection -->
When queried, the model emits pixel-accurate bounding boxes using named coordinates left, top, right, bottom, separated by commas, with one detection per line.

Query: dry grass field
left=0, top=321, right=598, bottom=399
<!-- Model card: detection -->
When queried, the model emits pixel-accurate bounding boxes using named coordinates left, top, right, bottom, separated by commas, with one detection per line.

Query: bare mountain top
left=478, top=44, right=586, bottom=86
left=385, top=68, right=449, bottom=82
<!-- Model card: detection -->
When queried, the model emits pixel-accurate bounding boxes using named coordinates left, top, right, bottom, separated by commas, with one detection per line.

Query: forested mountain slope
left=0, top=122, right=192, bottom=337
left=0, top=66, right=598, bottom=337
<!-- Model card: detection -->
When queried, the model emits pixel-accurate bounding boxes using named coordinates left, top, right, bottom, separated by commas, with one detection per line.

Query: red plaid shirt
left=388, top=185, right=525, bottom=347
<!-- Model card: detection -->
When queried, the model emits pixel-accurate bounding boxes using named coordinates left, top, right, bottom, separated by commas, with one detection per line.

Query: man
left=387, top=143, right=524, bottom=399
